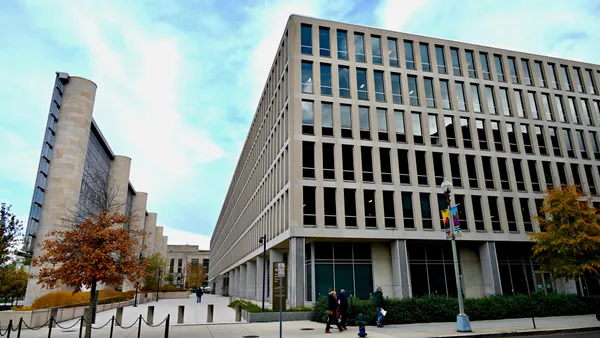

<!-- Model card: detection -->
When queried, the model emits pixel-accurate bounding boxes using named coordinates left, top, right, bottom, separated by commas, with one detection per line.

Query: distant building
left=166, top=245, right=209, bottom=288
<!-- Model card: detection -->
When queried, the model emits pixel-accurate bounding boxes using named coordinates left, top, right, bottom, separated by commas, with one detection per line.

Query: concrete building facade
left=209, top=16, right=600, bottom=306
left=23, top=73, right=166, bottom=303
left=166, top=245, right=210, bottom=288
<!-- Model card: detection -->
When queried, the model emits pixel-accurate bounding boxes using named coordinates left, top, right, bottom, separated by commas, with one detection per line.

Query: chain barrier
left=141, top=316, right=168, bottom=328
left=22, top=318, right=51, bottom=330
left=117, top=316, right=140, bottom=330
left=0, top=322, right=9, bottom=337
left=53, top=317, right=82, bottom=330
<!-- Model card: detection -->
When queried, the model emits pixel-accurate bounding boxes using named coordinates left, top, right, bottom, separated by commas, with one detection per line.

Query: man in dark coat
left=196, top=287, right=204, bottom=303
left=325, top=289, right=344, bottom=333
left=337, top=289, right=349, bottom=330
left=373, top=287, right=384, bottom=327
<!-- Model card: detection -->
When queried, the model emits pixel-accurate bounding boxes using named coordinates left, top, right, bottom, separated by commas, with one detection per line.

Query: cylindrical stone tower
left=108, top=155, right=132, bottom=215
left=144, top=212, right=158, bottom=257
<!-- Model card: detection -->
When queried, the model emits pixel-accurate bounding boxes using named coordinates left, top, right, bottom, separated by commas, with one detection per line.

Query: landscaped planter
left=156, top=291, right=190, bottom=299
left=246, top=311, right=311, bottom=323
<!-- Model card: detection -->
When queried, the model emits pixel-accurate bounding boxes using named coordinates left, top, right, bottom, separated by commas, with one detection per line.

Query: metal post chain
left=137, top=315, right=142, bottom=338
left=47, top=316, right=53, bottom=338
left=54, top=318, right=82, bottom=330
left=164, top=314, right=170, bottom=338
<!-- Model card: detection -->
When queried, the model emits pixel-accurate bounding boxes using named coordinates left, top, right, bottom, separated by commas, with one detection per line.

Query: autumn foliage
left=185, top=261, right=205, bottom=288
left=529, top=185, right=600, bottom=281
left=14, top=290, right=135, bottom=311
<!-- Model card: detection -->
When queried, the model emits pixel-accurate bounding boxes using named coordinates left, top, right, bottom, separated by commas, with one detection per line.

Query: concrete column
left=239, top=264, right=247, bottom=299
left=25, top=76, right=97, bottom=305
left=390, top=239, right=411, bottom=298
left=131, top=192, right=148, bottom=250
left=232, top=268, right=238, bottom=297
left=256, top=255, right=266, bottom=302
left=246, top=261, right=257, bottom=300
left=144, top=212, right=157, bottom=257
left=288, top=237, right=305, bottom=307
left=154, top=226, right=164, bottom=257
left=107, top=155, right=132, bottom=216
left=269, top=249, right=284, bottom=303
left=372, top=242, right=393, bottom=295
left=161, top=236, right=168, bottom=260
left=479, top=242, right=502, bottom=296
left=460, top=247, right=484, bottom=298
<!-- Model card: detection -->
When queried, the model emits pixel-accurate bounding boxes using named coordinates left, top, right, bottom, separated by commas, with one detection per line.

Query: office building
left=166, top=245, right=210, bottom=288
left=209, top=15, right=600, bottom=307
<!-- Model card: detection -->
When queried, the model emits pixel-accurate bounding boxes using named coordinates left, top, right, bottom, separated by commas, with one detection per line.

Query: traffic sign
left=277, top=263, right=285, bottom=278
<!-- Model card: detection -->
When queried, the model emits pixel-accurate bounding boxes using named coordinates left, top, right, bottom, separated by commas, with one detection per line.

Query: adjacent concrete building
left=166, top=245, right=210, bottom=288
left=209, top=15, right=600, bottom=307
left=23, top=73, right=166, bottom=304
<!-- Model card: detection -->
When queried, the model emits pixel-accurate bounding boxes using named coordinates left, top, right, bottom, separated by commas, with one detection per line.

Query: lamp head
left=441, top=177, right=452, bottom=194
left=259, top=237, right=264, bottom=244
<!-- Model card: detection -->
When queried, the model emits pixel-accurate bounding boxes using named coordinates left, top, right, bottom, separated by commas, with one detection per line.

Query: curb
left=430, top=326, right=600, bottom=337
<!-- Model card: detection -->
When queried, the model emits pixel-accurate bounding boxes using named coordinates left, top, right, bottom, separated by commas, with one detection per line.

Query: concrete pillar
left=107, top=155, right=132, bottom=215
left=230, top=269, right=236, bottom=297
left=256, top=255, right=265, bottom=302
left=239, top=264, right=247, bottom=299
left=246, top=261, right=257, bottom=300
left=25, top=76, right=97, bottom=305
left=144, top=212, right=157, bottom=257
left=479, top=242, right=502, bottom=296
left=269, top=249, right=284, bottom=303
left=460, top=247, right=485, bottom=298
left=154, top=226, right=164, bottom=257
left=131, top=192, right=148, bottom=250
left=288, top=237, right=305, bottom=307
left=390, top=239, right=411, bottom=299
left=161, top=236, right=168, bottom=259
left=373, top=242, right=393, bottom=296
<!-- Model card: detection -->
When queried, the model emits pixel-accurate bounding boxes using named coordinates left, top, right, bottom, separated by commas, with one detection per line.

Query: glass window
left=445, top=116, right=457, bottom=148
left=302, top=100, right=314, bottom=134
left=301, top=24, right=312, bottom=54
left=395, top=110, right=406, bottom=143
left=542, top=94, right=553, bottom=121
left=528, top=160, right=541, bottom=192
left=340, top=105, right=352, bottom=138
left=374, top=70, right=385, bottom=102
left=319, top=27, right=330, bottom=57
left=388, top=38, right=399, bottom=67
left=302, top=142, right=315, bottom=178
left=549, top=127, right=561, bottom=156
left=435, top=45, right=446, bottom=73
left=359, top=107, right=370, bottom=131
left=322, top=103, right=333, bottom=136
left=485, top=86, right=496, bottom=114
left=362, top=147, right=374, bottom=182
left=420, top=43, right=431, bottom=71
left=494, top=55, right=505, bottom=82
left=521, top=124, right=533, bottom=154
left=542, top=161, right=554, bottom=189
left=377, top=108, right=389, bottom=136
left=364, top=190, right=376, bottom=227
left=508, top=57, right=519, bottom=84
left=535, top=126, right=548, bottom=155
left=471, top=84, right=482, bottom=113
left=514, top=89, right=525, bottom=118
left=593, top=100, right=600, bottom=122
left=415, top=151, right=427, bottom=184
left=590, top=131, right=600, bottom=159
left=466, top=155, right=478, bottom=188
left=465, top=50, right=476, bottom=78
left=404, top=41, right=415, bottom=69
left=420, top=193, right=433, bottom=229
left=356, top=68, right=368, bottom=100
left=391, top=73, right=402, bottom=104
left=455, top=82, right=467, bottom=111
left=338, top=66, right=350, bottom=97
left=476, top=119, right=488, bottom=150
left=581, top=99, right=592, bottom=126
left=301, top=61, right=313, bottom=94
left=412, top=112, right=423, bottom=144
left=372, top=36, right=382, bottom=64
left=429, top=114, right=440, bottom=146
left=424, top=78, right=436, bottom=108
left=450, top=154, right=462, bottom=187
left=577, top=130, right=588, bottom=159
left=504, top=198, right=518, bottom=231
left=354, top=33, right=365, bottom=62
left=548, top=63, right=559, bottom=89
left=506, top=122, right=518, bottom=153
left=440, top=80, right=451, bottom=109
left=520, top=198, right=533, bottom=232
left=555, top=95, right=566, bottom=122
left=528, top=92, right=539, bottom=119
left=480, top=52, right=491, bottom=80
left=561, top=65, right=572, bottom=91
left=402, top=192, right=414, bottom=228
left=450, top=48, right=461, bottom=76
left=323, top=188, right=337, bottom=225
left=488, top=196, right=501, bottom=231
left=491, top=121, right=503, bottom=151
left=522, top=59, right=532, bottom=85
left=383, top=190, right=395, bottom=227
left=482, top=157, right=495, bottom=190
left=499, top=88, right=511, bottom=116
left=574, top=67, right=585, bottom=93
left=320, top=63, right=332, bottom=95
left=568, top=97, right=580, bottom=124
left=408, top=76, right=419, bottom=106
left=303, top=186, right=316, bottom=225
left=585, top=69, right=597, bottom=95
left=337, top=30, right=348, bottom=60
left=534, top=61, right=546, bottom=87
left=460, top=117, right=472, bottom=148
left=564, top=128, right=575, bottom=158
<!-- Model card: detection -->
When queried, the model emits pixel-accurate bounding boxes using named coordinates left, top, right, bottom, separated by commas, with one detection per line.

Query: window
left=433, top=153, right=444, bottom=186
left=574, top=67, right=585, bottom=93
left=303, top=186, right=316, bottom=225
left=466, top=155, right=478, bottom=188
left=465, top=50, right=476, bottom=78
left=428, top=114, right=440, bottom=146
left=391, top=73, right=403, bottom=104
left=557, top=162, right=568, bottom=186
left=356, top=68, right=368, bottom=100
left=528, top=160, right=541, bottom=192
left=485, top=86, right=496, bottom=114
left=420, top=43, right=431, bottom=71
left=522, top=59, right=532, bottom=85
left=506, top=122, right=518, bottom=153
left=364, top=190, right=376, bottom=227
left=322, top=143, right=335, bottom=179
left=472, top=196, right=485, bottom=230
left=560, top=65, right=572, bottom=91
left=420, top=193, right=433, bottom=229
left=494, top=55, right=505, bottom=82
left=383, top=191, right=395, bottom=228
left=450, top=48, right=461, bottom=76
left=528, top=92, right=539, bottom=120
left=460, top=118, right=472, bottom=148
left=342, top=145, right=354, bottom=181
left=476, top=119, right=488, bottom=150
left=471, top=84, right=482, bottom=113
left=398, top=149, right=410, bottom=184
left=585, top=165, right=597, bottom=195
left=337, top=30, right=348, bottom=60
left=377, top=108, right=389, bottom=141
left=542, top=161, right=554, bottom=189
left=548, top=63, right=559, bottom=89
left=319, top=27, right=330, bottom=57
left=564, top=128, right=575, bottom=158
left=520, top=199, right=533, bottom=232
left=577, top=130, right=588, bottom=159
left=424, top=78, right=436, bottom=108
left=442, top=116, right=455, bottom=147
left=302, top=142, right=315, bottom=178
left=323, top=187, right=337, bottom=226
left=542, top=94, right=553, bottom=121
left=482, top=156, right=495, bottom=189
left=508, top=57, right=519, bottom=84
left=340, top=104, right=352, bottom=138
left=402, top=192, right=414, bottom=228
left=585, top=69, right=597, bottom=95
left=395, top=110, right=406, bottom=143
left=488, top=196, right=501, bottom=231
left=514, top=90, right=526, bottom=118
left=380, top=148, right=392, bottom=183
left=338, top=66, right=350, bottom=97
left=440, top=80, right=451, bottom=109
left=412, top=112, right=423, bottom=144
left=498, top=158, right=510, bottom=190
left=535, top=126, right=548, bottom=155
left=302, top=100, right=314, bottom=134
left=521, top=124, right=533, bottom=154
left=388, top=38, right=399, bottom=67
left=415, top=151, right=428, bottom=185
left=301, top=24, right=312, bottom=54
left=344, top=189, right=357, bottom=227
left=371, top=36, right=382, bottom=64
left=480, top=52, right=491, bottom=80
left=568, top=97, right=580, bottom=124
left=408, top=76, right=419, bottom=106
left=549, top=127, right=561, bottom=156
left=449, top=154, right=462, bottom=187
left=301, top=61, right=313, bottom=94
left=320, top=63, right=332, bottom=95
left=491, top=121, right=503, bottom=151
left=594, top=101, right=600, bottom=122
left=435, top=46, right=446, bottom=73
left=499, top=88, right=511, bottom=116
left=354, top=33, right=365, bottom=62
left=505, top=198, right=518, bottom=232
left=590, top=131, right=600, bottom=159
left=374, top=71, right=385, bottom=102
left=581, top=99, right=593, bottom=126
left=455, top=82, right=467, bottom=111
left=321, top=102, right=333, bottom=136
left=359, top=106, right=370, bottom=140
left=404, top=41, right=415, bottom=69
left=556, top=95, right=567, bottom=122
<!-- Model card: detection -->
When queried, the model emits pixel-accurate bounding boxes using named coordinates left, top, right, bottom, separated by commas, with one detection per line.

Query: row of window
left=300, top=23, right=600, bottom=94
left=301, top=61, right=600, bottom=125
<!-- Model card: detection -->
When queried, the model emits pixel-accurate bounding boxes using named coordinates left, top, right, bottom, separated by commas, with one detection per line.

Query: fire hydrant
left=357, top=313, right=367, bottom=337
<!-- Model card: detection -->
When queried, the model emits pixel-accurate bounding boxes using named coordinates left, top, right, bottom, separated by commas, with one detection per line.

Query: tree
left=0, top=263, right=27, bottom=304
left=0, top=203, right=23, bottom=266
left=529, top=185, right=600, bottom=282
left=185, top=262, right=205, bottom=289
left=142, top=253, right=167, bottom=290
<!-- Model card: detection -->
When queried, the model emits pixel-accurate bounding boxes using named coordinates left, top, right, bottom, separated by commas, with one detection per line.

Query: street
left=523, top=332, right=600, bottom=337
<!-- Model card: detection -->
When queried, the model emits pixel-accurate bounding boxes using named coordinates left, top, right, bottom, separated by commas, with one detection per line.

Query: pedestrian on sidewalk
left=373, top=287, right=385, bottom=328
left=196, top=287, right=204, bottom=303
left=337, top=289, right=348, bottom=330
left=325, top=289, right=344, bottom=333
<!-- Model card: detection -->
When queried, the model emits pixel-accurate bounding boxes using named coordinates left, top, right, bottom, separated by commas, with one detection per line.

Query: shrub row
left=228, top=300, right=313, bottom=313
left=140, top=285, right=189, bottom=292
left=14, top=290, right=135, bottom=311
left=311, top=293, right=600, bottom=325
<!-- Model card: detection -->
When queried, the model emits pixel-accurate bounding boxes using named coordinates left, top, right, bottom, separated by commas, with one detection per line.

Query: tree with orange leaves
left=529, top=185, right=600, bottom=282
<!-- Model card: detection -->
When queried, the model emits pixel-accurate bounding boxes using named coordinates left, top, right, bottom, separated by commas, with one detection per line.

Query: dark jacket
left=338, top=292, right=348, bottom=311
left=196, top=288, right=204, bottom=297
left=372, top=290, right=384, bottom=307
left=327, top=293, right=338, bottom=311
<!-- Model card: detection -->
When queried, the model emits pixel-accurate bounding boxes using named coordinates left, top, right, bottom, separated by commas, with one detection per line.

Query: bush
left=311, top=293, right=600, bottom=325
left=13, top=290, right=135, bottom=311
left=140, top=285, right=189, bottom=292
left=228, top=300, right=313, bottom=313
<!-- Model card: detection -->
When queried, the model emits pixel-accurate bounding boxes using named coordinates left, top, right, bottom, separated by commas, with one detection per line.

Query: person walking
left=373, top=287, right=385, bottom=327
left=337, top=289, right=349, bottom=330
left=325, top=289, right=344, bottom=333
left=196, top=287, right=204, bottom=303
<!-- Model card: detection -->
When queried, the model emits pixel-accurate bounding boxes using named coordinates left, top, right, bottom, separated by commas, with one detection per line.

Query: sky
left=0, top=0, right=599, bottom=250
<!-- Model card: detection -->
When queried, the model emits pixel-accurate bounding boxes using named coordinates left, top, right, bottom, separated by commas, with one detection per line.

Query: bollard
left=83, top=307, right=91, bottom=327
left=164, top=314, right=170, bottom=338
left=50, top=308, right=58, bottom=328
left=147, top=306, right=154, bottom=325
left=177, top=305, right=184, bottom=324
left=116, top=307, right=124, bottom=326
left=207, top=304, right=214, bottom=323
left=235, top=304, right=242, bottom=322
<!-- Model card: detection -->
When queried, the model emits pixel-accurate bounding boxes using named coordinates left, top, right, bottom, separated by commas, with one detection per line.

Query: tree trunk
left=85, top=279, right=98, bottom=338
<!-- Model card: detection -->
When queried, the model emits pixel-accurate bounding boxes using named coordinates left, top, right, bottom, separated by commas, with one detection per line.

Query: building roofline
left=90, top=119, right=115, bottom=160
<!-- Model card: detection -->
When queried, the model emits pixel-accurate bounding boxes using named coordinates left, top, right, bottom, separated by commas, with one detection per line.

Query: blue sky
left=1, top=0, right=599, bottom=249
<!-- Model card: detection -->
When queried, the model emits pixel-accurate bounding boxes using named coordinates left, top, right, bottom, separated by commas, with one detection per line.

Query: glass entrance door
left=534, top=271, right=554, bottom=294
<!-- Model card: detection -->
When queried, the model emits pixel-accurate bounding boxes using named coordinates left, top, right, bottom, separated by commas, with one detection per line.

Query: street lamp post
left=259, top=235, right=267, bottom=311
left=441, top=178, right=472, bottom=332
left=133, top=252, right=143, bottom=307
left=156, top=268, right=162, bottom=302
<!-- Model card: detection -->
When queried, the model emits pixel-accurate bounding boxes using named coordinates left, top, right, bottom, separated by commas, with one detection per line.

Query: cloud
left=162, top=226, right=211, bottom=250
left=375, top=0, right=427, bottom=32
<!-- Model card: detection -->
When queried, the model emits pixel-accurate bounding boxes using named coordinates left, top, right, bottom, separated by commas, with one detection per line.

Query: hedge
left=311, top=293, right=600, bottom=325
left=228, top=299, right=313, bottom=313
left=13, top=290, right=135, bottom=311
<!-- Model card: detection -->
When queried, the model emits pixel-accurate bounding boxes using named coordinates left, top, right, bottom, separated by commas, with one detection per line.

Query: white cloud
left=375, top=0, right=427, bottom=33
left=162, top=226, right=210, bottom=250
